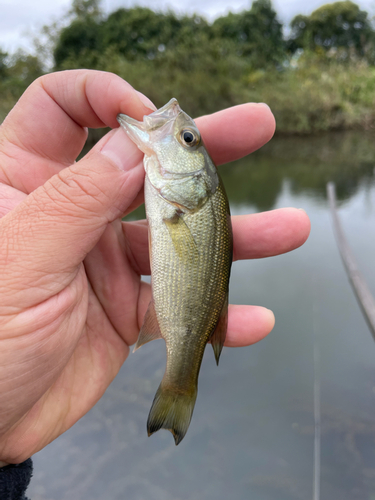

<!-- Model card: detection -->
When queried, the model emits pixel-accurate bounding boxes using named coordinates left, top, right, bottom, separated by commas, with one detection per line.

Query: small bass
left=118, top=99, right=232, bottom=444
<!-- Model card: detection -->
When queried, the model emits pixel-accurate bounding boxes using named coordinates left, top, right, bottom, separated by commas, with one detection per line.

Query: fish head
left=117, top=98, right=218, bottom=212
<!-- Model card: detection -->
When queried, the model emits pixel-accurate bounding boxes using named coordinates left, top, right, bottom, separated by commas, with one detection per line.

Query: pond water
left=29, top=131, right=375, bottom=500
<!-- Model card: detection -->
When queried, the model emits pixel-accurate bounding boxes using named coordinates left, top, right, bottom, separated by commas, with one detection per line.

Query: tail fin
left=147, top=382, right=197, bottom=445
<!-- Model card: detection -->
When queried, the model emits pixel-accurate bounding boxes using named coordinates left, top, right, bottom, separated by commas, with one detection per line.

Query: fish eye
left=180, top=128, right=199, bottom=147
left=183, top=131, right=194, bottom=143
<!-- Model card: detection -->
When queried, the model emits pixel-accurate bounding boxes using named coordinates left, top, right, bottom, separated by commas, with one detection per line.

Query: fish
left=117, top=99, right=232, bottom=445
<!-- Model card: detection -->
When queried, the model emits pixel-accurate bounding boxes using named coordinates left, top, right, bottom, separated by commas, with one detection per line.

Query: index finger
left=0, top=69, right=275, bottom=195
left=1, top=70, right=155, bottom=164
left=197, top=103, right=275, bottom=166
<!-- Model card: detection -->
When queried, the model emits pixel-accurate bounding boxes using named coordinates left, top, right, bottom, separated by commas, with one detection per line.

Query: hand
left=0, top=70, right=310, bottom=463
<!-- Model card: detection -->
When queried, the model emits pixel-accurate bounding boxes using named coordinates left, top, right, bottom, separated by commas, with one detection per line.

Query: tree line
left=1, top=0, right=375, bottom=133
left=52, top=0, right=375, bottom=69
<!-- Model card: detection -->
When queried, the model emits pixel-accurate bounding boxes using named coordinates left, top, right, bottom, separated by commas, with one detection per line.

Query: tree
left=0, top=50, right=43, bottom=103
left=212, top=0, right=285, bottom=68
left=100, top=7, right=209, bottom=62
left=69, top=0, right=102, bottom=20
left=289, top=1, right=374, bottom=59
left=54, top=18, right=103, bottom=68
left=53, top=0, right=104, bottom=69
left=0, top=50, right=8, bottom=80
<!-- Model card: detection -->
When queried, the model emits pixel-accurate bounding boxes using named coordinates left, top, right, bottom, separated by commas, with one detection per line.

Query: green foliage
left=73, top=43, right=247, bottom=118
left=212, top=0, right=285, bottom=68
left=54, top=18, right=103, bottom=68
left=50, top=0, right=375, bottom=134
left=6, top=52, right=43, bottom=87
left=54, top=2, right=284, bottom=71
left=289, top=1, right=375, bottom=61
left=220, top=129, right=375, bottom=211
left=101, top=7, right=210, bottom=63
left=2, top=0, right=375, bottom=135
left=0, top=50, right=8, bottom=79
left=69, top=0, right=102, bottom=20
left=52, top=0, right=104, bottom=69
left=0, top=51, right=44, bottom=122
left=242, top=53, right=375, bottom=133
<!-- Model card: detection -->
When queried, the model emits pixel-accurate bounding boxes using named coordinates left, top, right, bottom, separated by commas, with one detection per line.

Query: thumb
left=0, top=127, right=143, bottom=308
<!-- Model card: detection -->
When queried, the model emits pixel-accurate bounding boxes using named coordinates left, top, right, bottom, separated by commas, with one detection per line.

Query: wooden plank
left=327, top=182, right=375, bottom=339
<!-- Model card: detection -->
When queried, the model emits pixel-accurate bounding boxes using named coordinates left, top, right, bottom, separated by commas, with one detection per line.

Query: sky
left=1, top=0, right=375, bottom=54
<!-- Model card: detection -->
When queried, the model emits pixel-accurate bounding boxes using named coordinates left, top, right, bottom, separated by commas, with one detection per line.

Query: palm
left=0, top=71, right=310, bottom=463
left=0, top=165, right=143, bottom=461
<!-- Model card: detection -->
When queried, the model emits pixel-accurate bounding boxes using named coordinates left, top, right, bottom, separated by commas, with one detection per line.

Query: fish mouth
left=144, top=98, right=181, bottom=130
left=117, top=98, right=181, bottom=153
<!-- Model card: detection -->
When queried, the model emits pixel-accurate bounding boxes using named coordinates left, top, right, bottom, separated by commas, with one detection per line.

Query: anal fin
left=210, top=293, right=228, bottom=365
left=134, top=300, right=162, bottom=352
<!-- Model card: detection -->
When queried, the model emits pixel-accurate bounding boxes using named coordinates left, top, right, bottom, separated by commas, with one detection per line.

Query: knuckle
left=43, top=165, right=111, bottom=219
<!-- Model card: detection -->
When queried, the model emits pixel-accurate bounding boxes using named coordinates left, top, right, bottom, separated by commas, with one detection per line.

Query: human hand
left=0, top=70, right=310, bottom=463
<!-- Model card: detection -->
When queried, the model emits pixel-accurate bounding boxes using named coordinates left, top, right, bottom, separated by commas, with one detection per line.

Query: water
left=29, top=131, right=375, bottom=500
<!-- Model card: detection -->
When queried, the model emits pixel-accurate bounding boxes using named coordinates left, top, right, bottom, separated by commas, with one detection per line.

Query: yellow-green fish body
left=118, top=99, right=232, bottom=444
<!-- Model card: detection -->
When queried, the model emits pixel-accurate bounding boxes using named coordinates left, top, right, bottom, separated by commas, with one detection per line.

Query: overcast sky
left=1, top=0, right=375, bottom=54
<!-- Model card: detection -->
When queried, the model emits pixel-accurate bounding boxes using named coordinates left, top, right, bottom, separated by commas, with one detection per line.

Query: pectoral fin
left=163, top=213, right=199, bottom=263
left=210, top=293, right=229, bottom=365
left=134, top=300, right=162, bottom=352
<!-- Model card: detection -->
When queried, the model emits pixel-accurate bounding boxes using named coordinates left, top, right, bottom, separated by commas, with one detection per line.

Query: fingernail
left=266, top=308, right=275, bottom=328
left=258, top=102, right=271, bottom=111
left=100, top=128, right=142, bottom=171
left=136, top=91, right=157, bottom=112
left=298, top=208, right=307, bottom=213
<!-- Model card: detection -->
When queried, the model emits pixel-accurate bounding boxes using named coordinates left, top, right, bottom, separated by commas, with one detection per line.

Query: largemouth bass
left=118, top=99, right=232, bottom=444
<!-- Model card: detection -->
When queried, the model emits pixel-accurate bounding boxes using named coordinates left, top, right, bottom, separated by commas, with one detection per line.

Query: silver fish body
left=118, top=99, right=232, bottom=444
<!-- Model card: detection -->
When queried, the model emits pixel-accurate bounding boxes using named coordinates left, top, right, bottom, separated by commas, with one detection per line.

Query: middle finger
left=121, top=208, right=311, bottom=276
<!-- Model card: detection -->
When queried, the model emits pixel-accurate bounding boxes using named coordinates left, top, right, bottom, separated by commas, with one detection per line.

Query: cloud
left=0, top=0, right=69, bottom=52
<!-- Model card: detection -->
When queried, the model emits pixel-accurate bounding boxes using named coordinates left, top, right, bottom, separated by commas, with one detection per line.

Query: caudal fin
left=147, top=382, right=197, bottom=445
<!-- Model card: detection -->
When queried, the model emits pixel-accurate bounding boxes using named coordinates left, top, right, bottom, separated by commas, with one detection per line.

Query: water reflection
left=221, top=131, right=375, bottom=211
left=29, top=131, right=375, bottom=500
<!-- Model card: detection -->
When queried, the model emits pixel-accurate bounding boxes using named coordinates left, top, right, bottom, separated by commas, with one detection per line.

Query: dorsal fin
left=134, top=300, right=162, bottom=352
left=210, top=293, right=228, bottom=365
